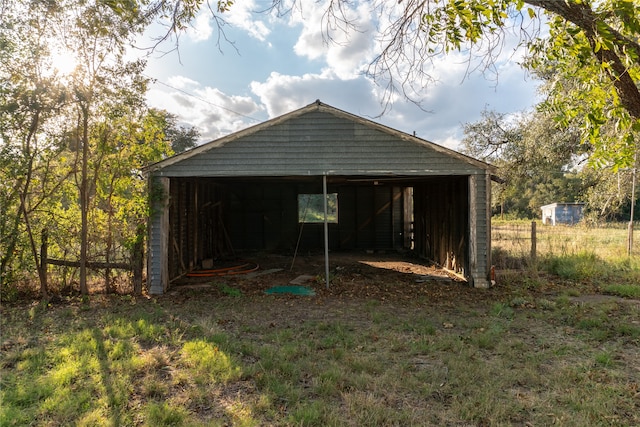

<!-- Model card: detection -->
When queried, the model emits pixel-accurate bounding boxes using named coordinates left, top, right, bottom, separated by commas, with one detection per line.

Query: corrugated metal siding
left=155, top=111, right=484, bottom=177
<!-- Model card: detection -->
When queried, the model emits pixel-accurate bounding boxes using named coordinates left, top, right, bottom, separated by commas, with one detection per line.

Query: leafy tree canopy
left=130, top=0, right=640, bottom=168
left=462, top=107, right=636, bottom=220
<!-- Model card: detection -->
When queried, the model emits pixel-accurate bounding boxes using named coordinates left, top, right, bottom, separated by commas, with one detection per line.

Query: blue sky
left=139, top=1, right=541, bottom=151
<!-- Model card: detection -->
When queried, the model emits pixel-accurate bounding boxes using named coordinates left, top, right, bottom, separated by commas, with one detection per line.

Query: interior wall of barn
left=165, top=177, right=416, bottom=278
left=413, top=176, right=469, bottom=277
left=163, top=176, right=474, bottom=283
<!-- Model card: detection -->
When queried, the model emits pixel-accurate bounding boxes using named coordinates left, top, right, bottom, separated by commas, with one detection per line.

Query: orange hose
left=193, top=263, right=251, bottom=273
left=186, top=262, right=259, bottom=277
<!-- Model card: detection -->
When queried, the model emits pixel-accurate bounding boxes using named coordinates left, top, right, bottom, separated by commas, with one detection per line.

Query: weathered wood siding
left=468, top=173, right=492, bottom=288
left=153, top=111, right=483, bottom=177
left=147, top=177, right=169, bottom=295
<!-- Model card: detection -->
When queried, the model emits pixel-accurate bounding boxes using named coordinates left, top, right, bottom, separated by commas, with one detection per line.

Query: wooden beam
left=47, top=259, right=132, bottom=270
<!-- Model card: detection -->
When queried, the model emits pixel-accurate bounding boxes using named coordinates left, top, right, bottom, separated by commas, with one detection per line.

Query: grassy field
left=492, top=220, right=639, bottom=262
left=2, top=222, right=640, bottom=426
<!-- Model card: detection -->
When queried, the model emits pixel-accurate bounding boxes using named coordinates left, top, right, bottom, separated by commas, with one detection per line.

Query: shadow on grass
left=92, top=327, right=122, bottom=426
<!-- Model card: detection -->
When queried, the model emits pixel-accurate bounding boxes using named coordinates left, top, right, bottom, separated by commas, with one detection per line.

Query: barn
left=145, top=100, right=495, bottom=294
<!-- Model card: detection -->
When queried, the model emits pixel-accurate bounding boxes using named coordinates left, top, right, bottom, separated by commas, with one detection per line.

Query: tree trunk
left=19, top=193, right=48, bottom=299
left=39, top=229, right=48, bottom=297
left=79, top=107, right=89, bottom=295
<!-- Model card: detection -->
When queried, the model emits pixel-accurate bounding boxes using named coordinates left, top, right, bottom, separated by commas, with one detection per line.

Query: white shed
left=541, top=203, right=584, bottom=226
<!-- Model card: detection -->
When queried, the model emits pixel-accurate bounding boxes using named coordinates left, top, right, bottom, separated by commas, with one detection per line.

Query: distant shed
left=145, top=101, right=496, bottom=294
left=541, top=202, right=584, bottom=226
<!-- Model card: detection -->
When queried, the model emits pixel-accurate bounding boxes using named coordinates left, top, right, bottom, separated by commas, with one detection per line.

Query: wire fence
left=491, top=221, right=639, bottom=268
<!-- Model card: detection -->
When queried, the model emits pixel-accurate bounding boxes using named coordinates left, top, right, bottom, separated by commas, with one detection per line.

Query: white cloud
left=147, top=78, right=263, bottom=143
left=225, top=1, right=271, bottom=41
left=291, top=1, right=376, bottom=79
left=166, top=75, right=200, bottom=89
left=186, top=12, right=213, bottom=42
left=250, top=70, right=378, bottom=118
left=183, top=1, right=271, bottom=44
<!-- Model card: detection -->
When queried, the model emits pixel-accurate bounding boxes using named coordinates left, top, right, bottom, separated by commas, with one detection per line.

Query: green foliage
left=0, top=1, right=175, bottom=295
left=603, top=284, right=640, bottom=299
left=462, top=109, right=592, bottom=218
left=161, top=110, right=200, bottom=153
left=540, top=251, right=632, bottom=283
left=525, top=0, right=640, bottom=168
left=298, top=193, right=338, bottom=223
left=418, top=0, right=640, bottom=169
left=462, top=107, right=638, bottom=220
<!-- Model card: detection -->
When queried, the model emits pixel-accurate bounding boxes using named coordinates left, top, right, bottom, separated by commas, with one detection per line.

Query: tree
left=0, top=1, right=72, bottom=297
left=135, top=0, right=639, bottom=167
left=50, top=0, right=149, bottom=294
left=461, top=109, right=589, bottom=218
left=525, top=0, right=640, bottom=168
left=1, top=0, right=172, bottom=298
left=153, top=109, right=200, bottom=154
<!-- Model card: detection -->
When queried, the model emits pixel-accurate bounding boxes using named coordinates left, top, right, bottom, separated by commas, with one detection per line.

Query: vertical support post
left=40, top=228, right=48, bottom=296
left=148, top=176, right=170, bottom=294
left=323, top=173, right=330, bottom=289
left=468, top=174, right=492, bottom=288
left=132, top=222, right=144, bottom=295
left=628, top=153, right=637, bottom=256
left=531, top=221, right=537, bottom=261
left=194, top=179, right=199, bottom=266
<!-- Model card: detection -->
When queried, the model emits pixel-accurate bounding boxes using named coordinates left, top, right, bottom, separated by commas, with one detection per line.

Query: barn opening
left=162, top=175, right=469, bottom=284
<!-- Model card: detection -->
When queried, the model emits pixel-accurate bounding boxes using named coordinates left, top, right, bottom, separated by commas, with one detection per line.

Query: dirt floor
left=169, top=251, right=500, bottom=304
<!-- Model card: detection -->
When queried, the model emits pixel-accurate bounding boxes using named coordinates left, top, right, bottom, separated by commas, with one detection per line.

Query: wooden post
left=628, top=152, right=636, bottom=256
left=531, top=221, right=537, bottom=261
left=39, top=228, right=48, bottom=296
left=132, top=223, right=144, bottom=295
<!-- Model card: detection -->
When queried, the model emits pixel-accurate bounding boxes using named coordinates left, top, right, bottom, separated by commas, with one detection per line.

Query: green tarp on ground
left=264, top=286, right=316, bottom=296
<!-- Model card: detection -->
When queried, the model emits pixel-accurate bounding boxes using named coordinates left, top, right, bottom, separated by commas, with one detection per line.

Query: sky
left=138, top=1, right=542, bottom=152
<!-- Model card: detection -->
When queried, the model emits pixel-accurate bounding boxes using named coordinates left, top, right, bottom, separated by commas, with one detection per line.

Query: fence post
left=531, top=221, right=537, bottom=261
left=132, top=223, right=144, bottom=295
left=39, top=228, right=48, bottom=297
left=629, top=222, right=634, bottom=256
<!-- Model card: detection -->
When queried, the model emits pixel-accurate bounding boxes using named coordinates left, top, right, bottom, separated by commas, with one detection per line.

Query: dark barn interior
left=166, top=175, right=469, bottom=282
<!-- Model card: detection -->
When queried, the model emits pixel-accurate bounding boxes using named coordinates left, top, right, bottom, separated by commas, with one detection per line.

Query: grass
left=2, top=283, right=639, bottom=426
left=492, top=220, right=640, bottom=262
left=2, top=220, right=639, bottom=426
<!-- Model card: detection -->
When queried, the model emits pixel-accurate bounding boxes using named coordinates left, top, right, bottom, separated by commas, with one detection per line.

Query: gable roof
left=146, top=100, right=495, bottom=177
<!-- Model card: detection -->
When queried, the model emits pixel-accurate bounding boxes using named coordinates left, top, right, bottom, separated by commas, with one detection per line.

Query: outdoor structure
left=145, top=100, right=495, bottom=294
left=541, top=202, right=585, bottom=226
